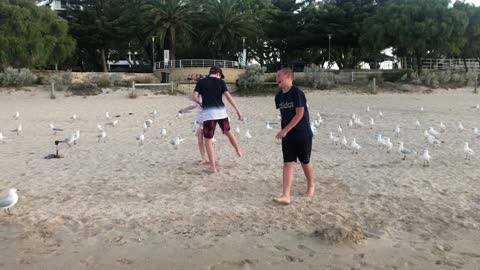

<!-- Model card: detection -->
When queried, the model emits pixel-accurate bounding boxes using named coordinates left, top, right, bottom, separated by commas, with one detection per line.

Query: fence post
left=351, top=71, right=354, bottom=83
left=132, top=81, right=136, bottom=96
left=50, top=81, right=55, bottom=99
left=372, top=77, right=377, bottom=94
left=475, top=74, right=478, bottom=94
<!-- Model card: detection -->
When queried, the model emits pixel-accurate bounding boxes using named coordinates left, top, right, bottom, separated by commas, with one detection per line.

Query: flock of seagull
left=317, top=104, right=480, bottom=166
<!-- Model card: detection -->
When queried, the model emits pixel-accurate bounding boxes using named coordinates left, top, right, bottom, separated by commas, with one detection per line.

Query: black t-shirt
left=194, top=76, right=227, bottom=109
left=275, top=85, right=312, bottom=139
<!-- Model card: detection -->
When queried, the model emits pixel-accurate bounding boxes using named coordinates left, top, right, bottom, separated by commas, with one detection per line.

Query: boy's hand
left=237, top=111, right=243, bottom=121
left=276, top=129, right=287, bottom=139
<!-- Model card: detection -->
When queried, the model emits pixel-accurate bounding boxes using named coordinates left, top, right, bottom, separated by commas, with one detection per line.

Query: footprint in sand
left=297, top=244, right=316, bottom=257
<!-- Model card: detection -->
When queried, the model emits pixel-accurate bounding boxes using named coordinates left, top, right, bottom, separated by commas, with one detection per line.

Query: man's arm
left=224, top=91, right=243, bottom=120
left=276, top=107, right=304, bottom=139
left=193, top=91, right=201, bottom=106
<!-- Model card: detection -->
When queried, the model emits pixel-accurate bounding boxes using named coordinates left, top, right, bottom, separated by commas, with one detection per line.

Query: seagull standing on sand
left=105, top=111, right=111, bottom=119
left=160, top=128, right=167, bottom=136
left=369, top=118, right=375, bottom=128
left=439, top=121, right=446, bottom=132
left=97, top=123, right=103, bottom=131
left=73, top=130, right=80, bottom=145
left=351, top=138, right=361, bottom=154
left=245, top=130, right=252, bottom=140
left=234, top=126, right=240, bottom=134
left=415, top=120, right=421, bottom=128
left=150, top=110, right=158, bottom=118
left=329, top=132, right=340, bottom=145
left=170, top=137, right=185, bottom=149
left=71, top=114, right=77, bottom=122
left=428, top=127, right=440, bottom=137
left=472, top=128, right=480, bottom=137
left=49, top=124, right=64, bottom=135
left=136, top=133, right=145, bottom=145
left=266, top=121, right=273, bottom=129
left=458, top=121, right=464, bottom=131
left=62, top=134, right=75, bottom=147
left=420, top=149, right=431, bottom=166
left=0, top=132, right=10, bottom=143
left=398, top=142, right=414, bottom=160
left=385, top=137, right=393, bottom=153
left=11, top=124, right=22, bottom=135
left=394, top=125, right=401, bottom=138
left=378, top=111, right=384, bottom=118
left=0, top=188, right=18, bottom=215
left=341, top=136, right=348, bottom=149
left=13, top=112, right=20, bottom=120
left=366, top=106, right=370, bottom=112
left=106, top=120, right=119, bottom=127
left=464, top=142, right=474, bottom=160
left=338, top=125, right=343, bottom=133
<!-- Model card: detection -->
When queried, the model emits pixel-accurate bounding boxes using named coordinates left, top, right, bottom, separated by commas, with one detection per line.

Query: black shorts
left=282, top=135, right=312, bottom=163
left=203, top=117, right=230, bottom=139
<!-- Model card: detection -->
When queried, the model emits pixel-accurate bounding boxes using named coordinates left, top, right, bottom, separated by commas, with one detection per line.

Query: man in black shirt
left=274, top=67, right=314, bottom=205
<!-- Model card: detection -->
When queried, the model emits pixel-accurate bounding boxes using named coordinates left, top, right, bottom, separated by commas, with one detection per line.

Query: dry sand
left=1, top=86, right=480, bottom=269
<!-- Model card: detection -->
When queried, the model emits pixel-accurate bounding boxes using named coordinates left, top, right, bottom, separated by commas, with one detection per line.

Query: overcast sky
left=467, top=0, right=480, bottom=5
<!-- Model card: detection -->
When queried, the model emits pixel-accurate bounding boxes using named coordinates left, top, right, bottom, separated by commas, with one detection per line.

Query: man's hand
left=276, top=129, right=288, bottom=139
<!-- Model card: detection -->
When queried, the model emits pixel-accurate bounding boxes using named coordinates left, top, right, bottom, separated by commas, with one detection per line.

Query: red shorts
left=203, top=118, right=230, bottom=139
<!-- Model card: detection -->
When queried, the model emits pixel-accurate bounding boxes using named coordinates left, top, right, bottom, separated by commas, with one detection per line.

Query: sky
left=467, top=0, right=480, bottom=5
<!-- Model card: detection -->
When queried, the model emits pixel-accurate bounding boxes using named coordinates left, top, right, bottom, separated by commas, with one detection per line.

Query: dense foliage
left=2, top=0, right=480, bottom=72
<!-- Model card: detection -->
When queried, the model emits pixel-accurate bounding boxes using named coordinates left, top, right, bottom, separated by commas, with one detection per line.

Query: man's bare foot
left=203, top=167, right=217, bottom=174
left=197, top=160, right=209, bottom=165
left=273, top=196, right=290, bottom=205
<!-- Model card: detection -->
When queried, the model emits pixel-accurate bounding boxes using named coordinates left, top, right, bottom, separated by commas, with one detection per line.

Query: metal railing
left=155, top=59, right=242, bottom=69
left=401, top=58, right=480, bottom=72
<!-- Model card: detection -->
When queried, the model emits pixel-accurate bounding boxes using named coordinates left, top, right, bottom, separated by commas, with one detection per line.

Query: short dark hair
left=209, top=66, right=225, bottom=79
left=277, top=67, right=294, bottom=80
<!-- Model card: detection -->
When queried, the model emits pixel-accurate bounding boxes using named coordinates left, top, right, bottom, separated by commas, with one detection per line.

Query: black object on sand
left=44, top=140, right=64, bottom=159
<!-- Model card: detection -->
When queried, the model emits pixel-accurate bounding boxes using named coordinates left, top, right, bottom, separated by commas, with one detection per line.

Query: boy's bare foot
left=203, top=167, right=217, bottom=174
left=305, top=189, right=315, bottom=198
left=197, top=160, right=209, bottom=165
left=236, top=148, right=242, bottom=157
left=273, top=196, right=291, bottom=205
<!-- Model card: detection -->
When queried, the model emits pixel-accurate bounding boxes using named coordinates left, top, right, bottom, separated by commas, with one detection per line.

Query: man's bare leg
left=197, top=130, right=208, bottom=163
left=204, top=138, right=217, bottom=173
left=301, top=162, right=314, bottom=197
left=274, top=162, right=294, bottom=205
left=225, top=130, right=242, bottom=157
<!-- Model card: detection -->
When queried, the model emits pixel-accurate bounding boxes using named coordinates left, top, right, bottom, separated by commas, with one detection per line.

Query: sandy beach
left=1, top=86, right=480, bottom=269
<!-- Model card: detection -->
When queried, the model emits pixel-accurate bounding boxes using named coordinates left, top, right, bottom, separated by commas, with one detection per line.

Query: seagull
left=170, top=137, right=185, bottom=149
left=341, top=136, right=348, bottom=149
left=316, top=112, right=321, bottom=119
left=338, top=125, right=343, bottom=133
left=471, top=104, right=480, bottom=109
left=13, top=112, right=20, bottom=120
left=49, top=124, right=64, bottom=135
left=426, top=134, right=442, bottom=147
left=472, top=128, right=480, bottom=137
left=394, top=125, right=401, bottom=138
left=378, top=111, right=384, bottom=118
left=105, top=111, right=111, bottom=119
left=143, top=121, right=148, bottom=131
left=385, top=137, right=393, bottom=153
left=136, top=133, right=145, bottom=145
left=11, top=124, right=22, bottom=135
left=71, top=114, right=77, bottom=121
left=329, top=132, right=340, bottom=145
left=428, top=127, right=440, bottom=137
left=366, top=106, right=370, bottom=112
left=73, top=130, right=80, bottom=145
left=351, top=138, right=361, bottom=154
left=354, top=117, right=364, bottom=127
left=351, top=113, right=356, bottom=120
left=369, top=118, right=375, bottom=128
left=105, top=120, right=119, bottom=127
left=439, top=121, right=446, bottom=132
left=97, top=123, right=103, bottom=131
left=176, top=112, right=183, bottom=118
left=420, top=106, right=424, bottom=112
left=245, top=130, right=252, bottom=140
left=420, top=149, right=431, bottom=166
left=144, top=119, right=153, bottom=127
left=234, top=126, right=240, bottom=134
left=97, top=130, right=107, bottom=143
left=377, top=134, right=387, bottom=146
left=310, top=122, right=317, bottom=135
left=149, top=110, right=158, bottom=118
left=0, top=132, right=10, bottom=143
left=348, top=119, right=353, bottom=128
left=415, top=120, right=421, bottom=127
left=464, top=142, right=475, bottom=160
left=266, top=121, right=273, bottom=129
left=160, top=128, right=167, bottom=136
left=61, top=134, right=75, bottom=146
left=398, top=142, right=414, bottom=160
left=458, top=121, right=464, bottom=131
left=0, top=188, right=18, bottom=215
left=314, top=119, right=321, bottom=127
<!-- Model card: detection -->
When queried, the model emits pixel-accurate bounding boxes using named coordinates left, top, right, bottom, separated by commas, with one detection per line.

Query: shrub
left=0, top=67, right=37, bottom=86
left=382, top=70, right=407, bottom=82
left=237, top=65, right=265, bottom=91
left=304, top=64, right=335, bottom=89
left=68, top=82, right=102, bottom=96
left=130, top=76, right=155, bottom=84
left=50, top=71, right=72, bottom=91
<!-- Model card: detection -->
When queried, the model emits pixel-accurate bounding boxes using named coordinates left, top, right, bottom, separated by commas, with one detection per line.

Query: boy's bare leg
left=197, top=130, right=208, bottom=163
left=204, top=138, right=217, bottom=173
left=225, top=130, right=242, bottom=157
left=301, top=162, right=315, bottom=197
left=274, top=162, right=294, bottom=205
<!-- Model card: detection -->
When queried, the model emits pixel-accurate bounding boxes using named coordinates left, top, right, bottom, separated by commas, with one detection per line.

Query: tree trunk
left=416, top=55, right=422, bottom=74
left=463, top=57, right=469, bottom=72
left=101, top=48, right=108, bottom=72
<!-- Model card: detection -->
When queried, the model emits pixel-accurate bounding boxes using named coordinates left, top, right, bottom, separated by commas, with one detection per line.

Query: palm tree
left=150, top=0, right=193, bottom=62
left=200, top=0, right=255, bottom=60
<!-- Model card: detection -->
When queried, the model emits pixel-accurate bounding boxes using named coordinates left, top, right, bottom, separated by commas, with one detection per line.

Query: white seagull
left=136, top=133, right=145, bottom=145
left=97, top=130, right=107, bottom=143
left=369, top=117, right=375, bottom=128
left=420, top=149, right=431, bottom=166
left=458, top=121, right=464, bottom=131
left=0, top=132, right=11, bottom=143
left=464, top=142, right=475, bottom=160
left=351, top=138, right=361, bottom=154
left=266, top=121, right=273, bottom=129
left=338, top=125, right=343, bottom=133
left=378, top=111, right=384, bottom=118
left=97, top=123, right=103, bottom=131
left=105, top=111, right=111, bottom=119
left=73, top=130, right=80, bottom=145
left=398, top=142, right=414, bottom=160
left=170, top=137, right=185, bottom=149
left=415, top=119, right=421, bottom=127
left=245, top=130, right=252, bottom=140
left=11, top=124, right=22, bottom=135
left=150, top=110, right=158, bottom=118
left=385, top=137, right=393, bottom=153
left=144, top=119, right=153, bottom=127
left=61, top=134, right=75, bottom=147
left=394, top=125, right=401, bottom=138
left=71, top=114, right=77, bottom=121
left=0, top=188, right=19, bottom=215
left=428, top=127, right=440, bottom=137
left=160, top=128, right=167, bottom=136
left=234, top=126, right=240, bottom=134
left=329, top=132, right=340, bottom=145
left=49, top=124, right=64, bottom=135
left=341, top=136, right=348, bottom=149
left=13, top=112, right=20, bottom=120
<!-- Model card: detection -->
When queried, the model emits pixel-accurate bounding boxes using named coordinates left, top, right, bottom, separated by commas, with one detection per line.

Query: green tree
left=0, top=0, right=75, bottom=69
left=454, top=1, right=480, bottom=70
